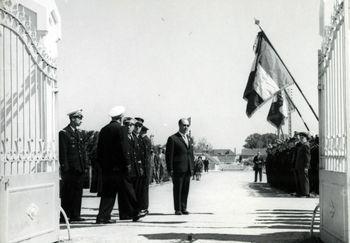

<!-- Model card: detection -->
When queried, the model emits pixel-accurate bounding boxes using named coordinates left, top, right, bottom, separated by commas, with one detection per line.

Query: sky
left=56, top=0, right=320, bottom=152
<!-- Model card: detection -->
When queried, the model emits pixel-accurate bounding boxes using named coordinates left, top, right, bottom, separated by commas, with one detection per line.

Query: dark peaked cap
left=135, top=117, right=144, bottom=123
left=298, top=132, right=310, bottom=140
left=135, top=117, right=144, bottom=124
left=67, top=109, right=83, bottom=118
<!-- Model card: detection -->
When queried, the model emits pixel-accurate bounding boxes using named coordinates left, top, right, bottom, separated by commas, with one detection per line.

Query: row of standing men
left=59, top=106, right=196, bottom=223
left=264, top=132, right=319, bottom=196
left=59, top=107, right=154, bottom=223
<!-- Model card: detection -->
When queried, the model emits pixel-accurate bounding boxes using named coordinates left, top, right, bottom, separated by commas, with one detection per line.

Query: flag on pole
left=243, top=31, right=294, bottom=117
left=267, top=91, right=288, bottom=128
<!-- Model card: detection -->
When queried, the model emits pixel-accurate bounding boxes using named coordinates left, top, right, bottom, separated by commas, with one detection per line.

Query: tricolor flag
left=267, top=91, right=288, bottom=128
left=243, top=31, right=294, bottom=117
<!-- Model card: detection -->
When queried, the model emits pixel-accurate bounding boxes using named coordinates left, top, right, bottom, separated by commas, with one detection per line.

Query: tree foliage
left=194, top=137, right=213, bottom=152
left=243, top=133, right=278, bottom=149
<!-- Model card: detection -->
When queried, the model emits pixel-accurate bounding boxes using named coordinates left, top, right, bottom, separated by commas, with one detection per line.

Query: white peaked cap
left=108, top=106, right=125, bottom=117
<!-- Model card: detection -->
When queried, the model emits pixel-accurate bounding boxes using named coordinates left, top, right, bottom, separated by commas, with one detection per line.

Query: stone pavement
left=59, top=171, right=320, bottom=243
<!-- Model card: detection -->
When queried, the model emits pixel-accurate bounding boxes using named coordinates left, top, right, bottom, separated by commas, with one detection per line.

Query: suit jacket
left=295, top=142, right=311, bottom=170
left=59, top=125, right=87, bottom=173
left=97, top=120, right=130, bottom=174
left=253, top=155, right=263, bottom=170
left=165, top=132, right=194, bottom=174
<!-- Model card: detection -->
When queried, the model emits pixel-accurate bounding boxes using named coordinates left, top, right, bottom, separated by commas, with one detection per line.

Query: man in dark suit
left=253, top=152, right=263, bottom=182
left=59, top=109, right=87, bottom=223
left=295, top=132, right=311, bottom=197
left=96, top=107, right=141, bottom=223
left=166, top=118, right=194, bottom=215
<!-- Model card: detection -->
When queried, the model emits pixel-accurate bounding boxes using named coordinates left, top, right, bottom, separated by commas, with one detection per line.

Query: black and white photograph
left=0, top=0, right=345, bottom=242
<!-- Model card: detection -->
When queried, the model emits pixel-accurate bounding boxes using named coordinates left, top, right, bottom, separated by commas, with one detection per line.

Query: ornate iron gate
left=0, top=2, right=59, bottom=243
left=319, top=1, right=350, bottom=242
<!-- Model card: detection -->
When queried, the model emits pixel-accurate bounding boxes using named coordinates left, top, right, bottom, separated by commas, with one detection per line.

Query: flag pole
left=284, top=89, right=310, bottom=132
left=254, top=19, right=319, bottom=121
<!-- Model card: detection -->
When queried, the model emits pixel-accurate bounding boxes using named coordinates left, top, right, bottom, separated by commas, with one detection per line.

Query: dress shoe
left=138, top=211, right=147, bottom=218
left=175, top=211, right=182, bottom=215
left=141, top=209, right=149, bottom=215
left=181, top=210, right=189, bottom=215
left=132, top=215, right=140, bottom=222
left=69, top=217, right=85, bottom=223
left=132, top=211, right=147, bottom=222
left=96, top=219, right=116, bottom=224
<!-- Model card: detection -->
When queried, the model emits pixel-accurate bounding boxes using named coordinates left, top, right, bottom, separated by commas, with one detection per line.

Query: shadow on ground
left=140, top=231, right=312, bottom=242
left=251, top=209, right=319, bottom=230
left=248, top=183, right=294, bottom=197
left=148, top=212, right=213, bottom=216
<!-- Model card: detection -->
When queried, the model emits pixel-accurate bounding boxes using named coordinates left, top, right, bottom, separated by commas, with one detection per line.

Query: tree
left=243, top=133, right=278, bottom=149
left=194, top=137, right=213, bottom=153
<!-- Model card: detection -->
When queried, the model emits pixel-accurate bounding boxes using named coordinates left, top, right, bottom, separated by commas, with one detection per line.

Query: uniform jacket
left=295, top=142, right=311, bottom=170
left=138, top=135, right=152, bottom=177
left=59, top=125, right=87, bottom=173
left=97, top=120, right=130, bottom=174
left=127, top=134, right=144, bottom=177
left=165, top=132, right=194, bottom=174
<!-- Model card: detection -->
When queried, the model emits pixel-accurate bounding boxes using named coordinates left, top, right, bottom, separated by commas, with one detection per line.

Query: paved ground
left=59, top=170, right=320, bottom=243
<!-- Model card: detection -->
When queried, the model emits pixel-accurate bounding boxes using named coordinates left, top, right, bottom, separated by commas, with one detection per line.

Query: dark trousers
left=254, top=169, right=262, bottom=182
left=97, top=175, right=138, bottom=221
left=97, top=195, right=116, bottom=220
left=118, top=176, right=139, bottom=219
left=296, top=169, right=310, bottom=196
left=172, top=172, right=191, bottom=212
left=140, top=176, right=149, bottom=210
left=60, top=172, right=84, bottom=219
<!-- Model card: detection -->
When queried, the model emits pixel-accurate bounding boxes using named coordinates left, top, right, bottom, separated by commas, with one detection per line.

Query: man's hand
left=304, top=168, right=308, bottom=174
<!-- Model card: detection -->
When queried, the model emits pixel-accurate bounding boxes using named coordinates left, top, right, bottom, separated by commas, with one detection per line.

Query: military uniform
left=138, top=133, right=152, bottom=211
left=59, top=125, right=87, bottom=221
left=96, top=109, right=140, bottom=223
left=295, top=139, right=311, bottom=196
left=117, top=120, right=144, bottom=220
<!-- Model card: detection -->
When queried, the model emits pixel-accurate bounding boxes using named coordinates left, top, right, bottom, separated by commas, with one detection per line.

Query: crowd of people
left=264, top=132, right=319, bottom=197
left=59, top=107, right=197, bottom=224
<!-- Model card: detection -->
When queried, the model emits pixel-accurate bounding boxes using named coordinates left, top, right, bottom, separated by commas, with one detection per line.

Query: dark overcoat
left=97, top=120, right=130, bottom=196
left=295, top=142, right=311, bottom=170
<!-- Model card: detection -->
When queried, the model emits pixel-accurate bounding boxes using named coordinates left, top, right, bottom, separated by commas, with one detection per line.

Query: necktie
left=183, top=135, right=188, bottom=146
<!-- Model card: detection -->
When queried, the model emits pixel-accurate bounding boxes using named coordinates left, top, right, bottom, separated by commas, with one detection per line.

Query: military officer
left=121, top=117, right=147, bottom=221
left=59, top=109, right=87, bottom=223
left=136, top=120, right=152, bottom=214
left=295, top=132, right=311, bottom=197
